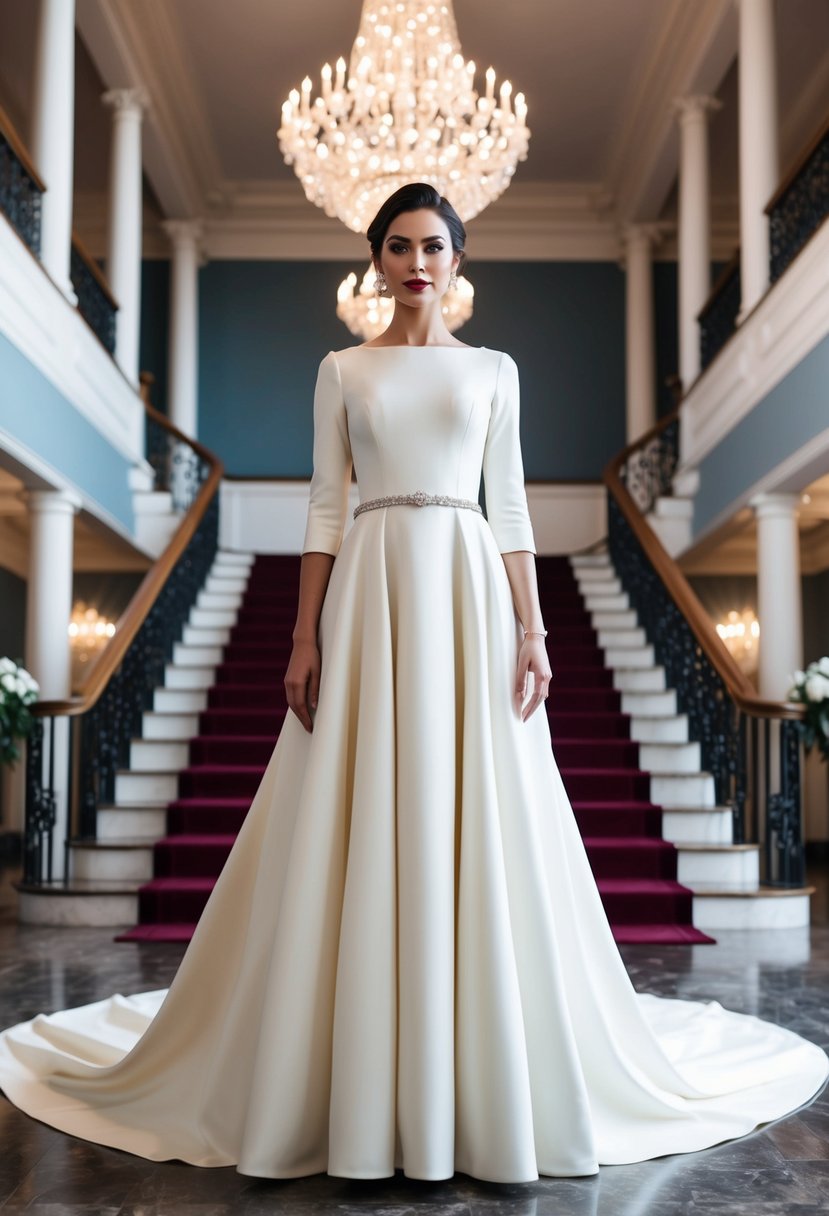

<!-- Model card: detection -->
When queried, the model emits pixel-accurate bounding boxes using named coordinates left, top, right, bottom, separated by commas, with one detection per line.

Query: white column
left=22, top=488, right=81, bottom=880
left=752, top=492, right=802, bottom=700
left=102, top=87, right=150, bottom=387
left=30, top=0, right=77, bottom=301
left=737, top=0, right=779, bottom=320
left=623, top=223, right=663, bottom=441
left=162, top=219, right=205, bottom=438
left=673, top=95, right=721, bottom=393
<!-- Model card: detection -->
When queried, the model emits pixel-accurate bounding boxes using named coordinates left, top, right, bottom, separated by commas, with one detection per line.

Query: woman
left=0, top=183, right=826, bottom=1183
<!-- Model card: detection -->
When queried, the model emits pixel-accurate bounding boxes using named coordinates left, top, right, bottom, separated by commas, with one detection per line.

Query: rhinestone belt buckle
left=411, top=491, right=428, bottom=506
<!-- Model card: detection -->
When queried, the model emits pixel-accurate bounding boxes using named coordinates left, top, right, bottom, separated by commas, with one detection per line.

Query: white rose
left=818, top=657, right=829, bottom=678
left=805, top=674, right=829, bottom=702
left=13, top=676, right=27, bottom=697
left=0, top=658, right=16, bottom=675
left=793, top=670, right=806, bottom=686
left=0, top=672, right=16, bottom=692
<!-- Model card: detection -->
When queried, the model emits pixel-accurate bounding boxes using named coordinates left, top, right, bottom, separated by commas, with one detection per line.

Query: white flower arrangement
left=788, top=657, right=829, bottom=762
left=0, top=657, right=40, bottom=767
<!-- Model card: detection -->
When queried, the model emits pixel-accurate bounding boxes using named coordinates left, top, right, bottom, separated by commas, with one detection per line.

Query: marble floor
left=1, top=861, right=829, bottom=1216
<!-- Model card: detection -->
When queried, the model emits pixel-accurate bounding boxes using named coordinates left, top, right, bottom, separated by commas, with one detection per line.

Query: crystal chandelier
left=336, top=262, right=474, bottom=340
left=716, top=609, right=760, bottom=675
left=278, top=0, right=530, bottom=233
left=68, top=602, right=116, bottom=664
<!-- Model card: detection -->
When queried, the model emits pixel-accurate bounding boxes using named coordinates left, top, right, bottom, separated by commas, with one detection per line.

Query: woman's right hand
left=284, top=639, right=321, bottom=733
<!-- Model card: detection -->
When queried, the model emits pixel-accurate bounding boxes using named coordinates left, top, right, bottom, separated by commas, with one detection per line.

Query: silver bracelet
left=523, top=629, right=547, bottom=640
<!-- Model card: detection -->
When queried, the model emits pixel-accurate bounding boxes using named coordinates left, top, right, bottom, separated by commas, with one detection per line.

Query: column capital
left=20, top=487, right=82, bottom=515
left=749, top=491, right=802, bottom=520
left=161, top=218, right=205, bottom=247
left=162, top=219, right=208, bottom=268
left=671, top=94, right=723, bottom=124
left=102, top=86, right=151, bottom=118
left=623, top=221, right=672, bottom=249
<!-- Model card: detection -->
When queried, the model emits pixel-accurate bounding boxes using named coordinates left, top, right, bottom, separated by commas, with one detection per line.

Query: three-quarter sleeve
left=482, top=351, right=537, bottom=554
left=300, top=351, right=353, bottom=557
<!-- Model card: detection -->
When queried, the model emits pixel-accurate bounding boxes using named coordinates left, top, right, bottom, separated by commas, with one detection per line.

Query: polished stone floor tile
left=1, top=864, right=829, bottom=1215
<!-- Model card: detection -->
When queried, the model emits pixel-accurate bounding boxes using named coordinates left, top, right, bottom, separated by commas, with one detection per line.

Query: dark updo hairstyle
left=366, top=182, right=467, bottom=275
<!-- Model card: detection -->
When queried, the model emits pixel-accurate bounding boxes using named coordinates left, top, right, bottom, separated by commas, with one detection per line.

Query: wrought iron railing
left=697, top=115, right=829, bottom=377
left=22, top=376, right=224, bottom=887
left=767, top=116, right=829, bottom=284
left=0, top=105, right=44, bottom=256
left=605, top=412, right=806, bottom=888
left=70, top=233, right=118, bottom=355
left=698, top=253, right=741, bottom=372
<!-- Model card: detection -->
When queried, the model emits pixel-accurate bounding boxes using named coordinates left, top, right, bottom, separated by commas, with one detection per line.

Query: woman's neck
left=373, top=302, right=457, bottom=347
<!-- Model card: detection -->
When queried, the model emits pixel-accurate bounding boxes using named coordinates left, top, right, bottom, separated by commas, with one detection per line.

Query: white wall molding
left=72, top=180, right=742, bottom=264
left=678, top=220, right=829, bottom=473
left=0, top=215, right=147, bottom=464
left=219, top=479, right=606, bottom=556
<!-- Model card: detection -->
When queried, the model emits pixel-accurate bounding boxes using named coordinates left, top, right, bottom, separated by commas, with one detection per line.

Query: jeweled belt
left=353, top=490, right=483, bottom=519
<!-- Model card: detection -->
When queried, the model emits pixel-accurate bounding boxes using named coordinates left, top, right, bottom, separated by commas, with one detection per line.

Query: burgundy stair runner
left=116, top=554, right=714, bottom=945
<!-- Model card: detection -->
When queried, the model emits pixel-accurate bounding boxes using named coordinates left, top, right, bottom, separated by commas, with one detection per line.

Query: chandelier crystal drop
left=278, top=0, right=530, bottom=233
left=336, top=264, right=474, bottom=340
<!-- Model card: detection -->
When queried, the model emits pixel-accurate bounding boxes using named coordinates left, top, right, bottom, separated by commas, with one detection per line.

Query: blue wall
left=0, top=332, right=135, bottom=530
left=135, top=257, right=701, bottom=483
left=191, top=260, right=628, bottom=482
left=693, top=334, right=829, bottom=538
left=139, top=259, right=171, bottom=416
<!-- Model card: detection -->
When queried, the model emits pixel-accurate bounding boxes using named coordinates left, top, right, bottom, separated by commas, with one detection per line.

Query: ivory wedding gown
left=0, top=345, right=826, bottom=1183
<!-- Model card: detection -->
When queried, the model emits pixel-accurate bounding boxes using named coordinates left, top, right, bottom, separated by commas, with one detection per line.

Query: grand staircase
left=63, top=543, right=803, bottom=946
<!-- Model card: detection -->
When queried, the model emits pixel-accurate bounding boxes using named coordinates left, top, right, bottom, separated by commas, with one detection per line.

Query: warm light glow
left=716, top=609, right=760, bottom=674
left=336, top=263, right=474, bottom=339
left=277, top=0, right=530, bottom=233
left=68, top=603, right=116, bottom=663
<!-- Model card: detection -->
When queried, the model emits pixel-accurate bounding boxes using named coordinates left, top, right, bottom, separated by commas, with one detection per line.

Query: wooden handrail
left=765, top=112, right=829, bottom=215
left=71, top=229, right=119, bottom=310
left=33, top=371, right=224, bottom=717
left=0, top=105, right=46, bottom=192
left=603, top=409, right=803, bottom=721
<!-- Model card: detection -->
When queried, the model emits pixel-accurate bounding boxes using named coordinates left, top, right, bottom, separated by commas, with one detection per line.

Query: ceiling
left=0, top=0, right=826, bottom=261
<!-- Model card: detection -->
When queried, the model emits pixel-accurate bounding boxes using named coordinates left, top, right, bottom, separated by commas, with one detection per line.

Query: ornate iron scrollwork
left=70, top=243, right=117, bottom=355
left=608, top=489, right=804, bottom=887
left=0, top=131, right=42, bottom=256
left=621, top=419, right=679, bottom=515
left=769, top=129, right=828, bottom=284
left=699, top=263, right=741, bottom=371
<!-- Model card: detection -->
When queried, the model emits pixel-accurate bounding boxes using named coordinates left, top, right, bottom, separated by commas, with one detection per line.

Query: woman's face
left=374, top=208, right=461, bottom=305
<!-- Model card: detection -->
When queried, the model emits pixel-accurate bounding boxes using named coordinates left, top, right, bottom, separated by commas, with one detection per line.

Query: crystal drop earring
left=374, top=270, right=389, bottom=298
left=449, top=270, right=458, bottom=291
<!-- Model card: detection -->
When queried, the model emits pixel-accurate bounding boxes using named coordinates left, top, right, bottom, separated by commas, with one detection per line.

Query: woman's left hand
left=515, top=637, right=552, bottom=722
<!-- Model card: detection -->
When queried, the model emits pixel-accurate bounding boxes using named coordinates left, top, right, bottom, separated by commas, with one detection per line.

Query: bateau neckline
left=354, top=344, right=486, bottom=351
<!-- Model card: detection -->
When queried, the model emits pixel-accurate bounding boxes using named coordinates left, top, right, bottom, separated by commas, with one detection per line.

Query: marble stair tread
left=101, top=796, right=172, bottom=808
left=688, top=883, right=816, bottom=897
left=15, top=878, right=143, bottom=894
left=674, top=842, right=760, bottom=852
left=68, top=838, right=157, bottom=850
